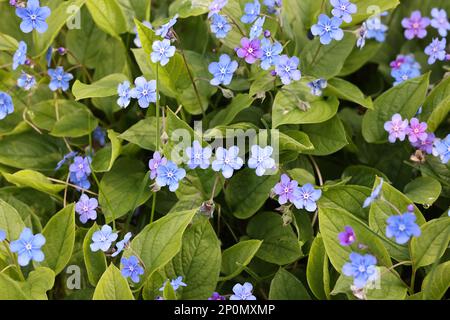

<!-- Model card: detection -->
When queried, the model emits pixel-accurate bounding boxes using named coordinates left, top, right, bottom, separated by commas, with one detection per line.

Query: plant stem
left=150, top=192, right=157, bottom=224
left=309, top=155, right=323, bottom=227
left=155, top=64, right=160, bottom=151
left=47, top=177, right=98, bottom=196
left=209, top=175, right=220, bottom=201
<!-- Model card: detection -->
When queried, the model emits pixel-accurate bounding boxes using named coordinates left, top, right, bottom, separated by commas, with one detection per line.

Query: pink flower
left=236, top=37, right=263, bottom=64
left=148, top=152, right=167, bottom=180
left=406, top=117, right=428, bottom=143
left=401, top=11, right=430, bottom=40
left=338, top=226, right=356, bottom=246
left=384, top=113, right=409, bottom=143
left=411, top=132, right=435, bottom=154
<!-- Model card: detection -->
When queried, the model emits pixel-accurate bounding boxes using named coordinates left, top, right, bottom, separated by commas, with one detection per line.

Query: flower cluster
left=389, top=54, right=421, bottom=86
left=116, top=77, right=157, bottom=109
left=69, top=156, right=92, bottom=190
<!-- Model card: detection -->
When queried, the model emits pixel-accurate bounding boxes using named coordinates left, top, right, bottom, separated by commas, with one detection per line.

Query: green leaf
left=2, top=170, right=65, bottom=195
left=422, top=261, right=450, bottom=300
left=279, top=131, right=314, bottom=153
left=91, top=130, right=122, bottom=172
left=165, top=218, right=221, bottom=299
left=339, top=41, right=382, bottom=76
left=225, top=169, right=280, bottom=219
left=93, top=264, right=134, bottom=300
left=325, top=78, right=373, bottom=109
left=50, top=109, right=98, bottom=138
left=99, top=158, right=151, bottom=222
left=209, top=94, right=254, bottom=127
left=0, top=32, right=18, bottom=51
left=302, top=115, right=348, bottom=156
left=404, top=176, right=442, bottom=206
left=362, top=73, right=430, bottom=143
left=269, top=268, right=311, bottom=300
left=346, top=0, right=400, bottom=26
left=40, top=204, right=76, bottom=275
left=83, top=224, right=107, bottom=286
left=319, top=206, right=392, bottom=271
left=341, top=165, right=390, bottom=188
left=19, top=267, right=55, bottom=300
left=72, top=74, right=128, bottom=100
left=119, top=117, right=158, bottom=151
left=300, top=33, right=356, bottom=79
left=247, top=212, right=302, bottom=265
left=86, top=0, right=127, bottom=37
left=420, top=75, right=450, bottom=132
left=126, top=209, right=196, bottom=281
left=220, top=240, right=262, bottom=281
left=0, top=199, right=26, bottom=241
left=0, top=274, right=28, bottom=300
left=411, top=217, right=450, bottom=269
left=162, top=281, right=177, bottom=300
left=307, top=234, right=330, bottom=300
left=169, top=0, right=209, bottom=18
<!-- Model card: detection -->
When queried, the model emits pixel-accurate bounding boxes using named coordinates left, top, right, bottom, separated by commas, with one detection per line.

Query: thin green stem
left=150, top=192, right=157, bottom=224
left=90, top=168, right=116, bottom=230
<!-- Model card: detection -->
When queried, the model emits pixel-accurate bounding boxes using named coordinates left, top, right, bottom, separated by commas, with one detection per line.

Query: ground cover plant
left=0, top=0, right=449, bottom=301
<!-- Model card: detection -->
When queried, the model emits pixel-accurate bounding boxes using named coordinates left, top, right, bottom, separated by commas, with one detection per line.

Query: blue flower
left=112, top=232, right=132, bottom=257
left=13, top=41, right=27, bottom=70
left=75, top=194, right=98, bottom=224
left=0, top=230, right=6, bottom=242
left=433, top=134, right=450, bottom=164
left=307, top=78, right=327, bottom=96
left=274, top=55, right=301, bottom=85
left=208, top=54, right=238, bottom=86
left=363, top=178, right=384, bottom=208
left=93, top=127, right=106, bottom=147
left=263, top=0, right=282, bottom=14
left=48, top=67, right=73, bottom=91
left=260, top=39, right=282, bottom=70
left=342, top=253, right=378, bottom=289
left=0, top=92, right=14, bottom=120
left=247, top=145, right=275, bottom=176
left=430, top=8, right=450, bottom=37
left=311, top=14, right=344, bottom=45
left=17, top=72, right=36, bottom=91
left=90, top=225, right=118, bottom=252
left=69, top=156, right=92, bottom=181
left=230, top=282, right=256, bottom=300
left=250, top=16, right=265, bottom=39
left=130, top=76, right=157, bottom=109
left=121, top=256, right=144, bottom=283
left=391, top=64, right=421, bottom=86
left=55, top=151, right=78, bottom=171
left=69, top=173, right=91, bottom=190
left=212, top=146, right=244, bottom=178
left=159, top=276, right=187, bottom=291
left=210, top=14, right=232, bottom=39
left=241, top=0, right=261, bottom=24
left=424, top=38, right=447, bottom=65
left=151, top=39, right=176, bottom=66
left=208, top=0, right=228, bottom=18
left=330, top=0, right=357, bottom=24
left=156, top=161, right=186, bottom=192
left=366, top=16, right=388, bottom=42
left=155, top=14, right=179, bottom=38
left=293, top=183, right=322, bottom=212
left=186, top=140, right=212, bottom=169
left=10, top=227, right=46, bottom=266
left=45, top=46, right=53, bottom=67
left=15, top=0, right=50, bottom=33
left=117, top=80, right=132, bottom=108
left=386, top=212, right=421, bottom=244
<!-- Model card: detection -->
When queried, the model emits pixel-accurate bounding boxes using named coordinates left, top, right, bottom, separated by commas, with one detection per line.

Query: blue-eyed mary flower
left=384, top=114, right=409, bottom=143
left=274, top=55, right=301, bottom=85
left=69, top=156, right=91, bottom=181
left=236, top=37, right=263, bottom=64
left=366, top=16, right=388, bottom=42
left=17, top=72, right=36, bottom=91
left=121, top=256, right=144, bottom=283
left=10, top=227, right=46, bottom=266
left=0, top=230, right=5, bottom=242
left=391, top=64, right=421, bottom=86
left=250, top=16, right=266, bottom=39
left=386, top=212, right=421, bottom=244
left=186, top=140, right=212, bottom=169
left=117, top=81, right=131, bottom=108
left=406, top=118, right=428, bottom=143
left=330, top=0, right=357, bottom=24
left=55, top=151, right=77, bottom=171
left=208, top=0, right=228, bottom=18
left=362, top=177, right=383, bottom=208
left=151, top=39, right=176, bottom=66
left=208, top=54, right=238, bottom=86
left=241, top=0, right=261, bottom=24
left=45, top=46, right=53, bottom=67
left=307, top=78, right=327, bottom=96
left=0, top=92, right=14, bottom=120
left=48, top=67, right=73, bottom=92
left=90, top=225, right=118, bottom=252
left=75, top=194, right=98, bottom=224
left=149, top=152, right=168, bottom=180
left=93, top=126, right=106, bottom=147
left=424, top=38, right=447, bottom=65
left=112, top=232, right=132, bottom=257
left=433, top=134, right=450, bottom=164
left=338, top=226, right=356, bottom=246
left=156, top=161, right=186, bottom=192
left=210, top=14, right=232, bottom=39
left=15, top=0, right=51, bottom=33
left=260, top=38, right=282, bottom=70
left=342, top=253, right=378, bottom=289
left=130, top=76, right=157, bottom=108
left=390, top=54, right=421, bottom=71
left=247, top=145, right=275, bottom=176
left=311, top=14, right=344, bottom=45
left=155, top=14, right=179, bottom=39
left=230, top=282, right=256, bottom=300
left=212, top=146, right=244, bottom=178
left=70, top=173, right=91, bottom=190
left=13, top=41, right=27, bottom=70
left=430, top=8, right=450, bottom=37
left=402, top=11, right=430, bottom=40
left=273, top=174, right=299, bottom=205
left=412, top=132, right=435, bottom=154
left=160, top=276, right=187, bottom=291
left=264, top=0, right=282, bottom=14
left=293, top=183, right=322, bottom=212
